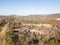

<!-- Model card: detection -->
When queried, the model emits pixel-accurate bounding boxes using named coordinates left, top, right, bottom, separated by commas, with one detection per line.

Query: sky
left=0, top=0, right=60, bottom=16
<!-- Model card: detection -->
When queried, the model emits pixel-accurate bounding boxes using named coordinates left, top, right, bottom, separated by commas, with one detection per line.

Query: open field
left=0, top=14, right=60, bottom=45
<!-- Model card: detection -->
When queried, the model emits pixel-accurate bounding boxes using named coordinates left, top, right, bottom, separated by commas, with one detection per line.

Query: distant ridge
left=26, top=13, right=60, bottom=18
left=0, top=13, right=60, bottom=18
left=47, top=13, right=60, bottom=18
